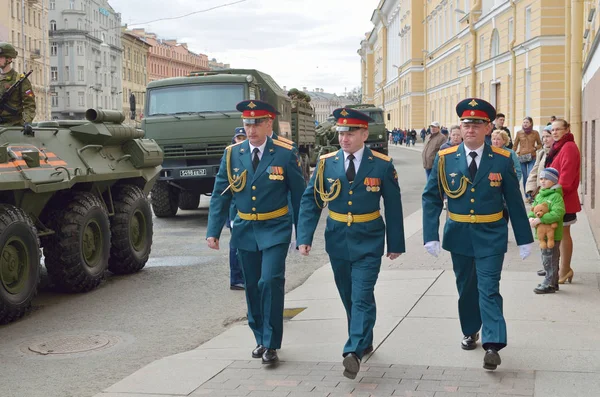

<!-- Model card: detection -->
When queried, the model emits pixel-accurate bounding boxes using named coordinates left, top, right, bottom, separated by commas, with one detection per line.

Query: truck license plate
left=180, top=169, right=206, bottom=177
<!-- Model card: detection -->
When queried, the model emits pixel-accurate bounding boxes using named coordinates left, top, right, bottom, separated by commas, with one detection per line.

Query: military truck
left=312, top=104, right=388, bottom=160
left=142, top=69, right=316, bottom=218
left=0, top=109, right=163, bottom=324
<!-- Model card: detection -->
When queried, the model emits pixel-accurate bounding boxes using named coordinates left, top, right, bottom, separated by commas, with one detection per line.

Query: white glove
left=519, top=243, right=533, bottom=260
left=424, top=241, right=441, bottom=257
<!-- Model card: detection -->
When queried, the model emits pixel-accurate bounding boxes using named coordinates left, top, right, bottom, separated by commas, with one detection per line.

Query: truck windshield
left=366, top=111, right=384, bottom=123
left=147, top=84, right=244, bottom=116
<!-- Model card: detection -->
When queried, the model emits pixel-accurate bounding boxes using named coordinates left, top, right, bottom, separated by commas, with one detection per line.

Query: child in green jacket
left=528, top=167, right=565, bottom=294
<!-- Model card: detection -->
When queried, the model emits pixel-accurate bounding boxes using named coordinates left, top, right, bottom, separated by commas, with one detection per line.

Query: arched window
left=491, top=29, right=500, bottom=58
left=50, top=20, right=56, bottom=30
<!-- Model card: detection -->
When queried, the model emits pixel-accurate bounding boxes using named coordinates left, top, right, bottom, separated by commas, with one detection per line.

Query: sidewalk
left=95, top=145, right=600, bottom=397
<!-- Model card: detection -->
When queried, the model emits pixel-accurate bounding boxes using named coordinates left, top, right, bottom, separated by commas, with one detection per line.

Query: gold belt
left=448, top=211, right=504, bottom=223
left=238, top=206, right=288, bottom=221
left=329, top=210, right=381, bottom=226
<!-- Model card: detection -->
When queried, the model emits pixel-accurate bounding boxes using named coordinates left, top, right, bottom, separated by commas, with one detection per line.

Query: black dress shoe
left=537, top=269, right=546, bottom=276
left=363, top=345, right=374, bottom=355
left=262, top=348, right=278, bottom=364
left=251, top=344, right=266, bottom=359
left=342, top=353, right=360, bottom=379
left=461, top=333, right=479, bottom=350
left=483, top=348, right=501, bottom=370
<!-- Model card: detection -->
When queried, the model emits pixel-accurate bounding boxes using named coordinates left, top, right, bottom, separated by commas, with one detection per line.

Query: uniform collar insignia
left=449, top=173, right=457, bottom=177
left=489, top=153, right=493, bottom=157
left=327, top=178, right=335, bottom=183
left=368, top=156, right=373, bottom=160
left=456, top=152, right=461, bottom=157
left=335, top=157, right=339, bottom=160
left=240, top=148, right=245, bottom=153
left=233, top=168, right=239, bottom=172
left=269, top=148, right=274, bottom=152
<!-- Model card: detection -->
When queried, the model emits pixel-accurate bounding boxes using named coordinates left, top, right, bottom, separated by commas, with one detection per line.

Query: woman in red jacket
left=545, top=119, right=581, bottom=284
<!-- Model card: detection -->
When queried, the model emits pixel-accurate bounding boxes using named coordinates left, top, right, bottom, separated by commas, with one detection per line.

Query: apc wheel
left=151, top=181, right=179, bottom=217
left=0, top=205, right=40, bottom=324
left=108, top=185, right=153, bottom=274
left=44, top=192, right=111, bottom=293
left=178, top=191, right=200, bottom=210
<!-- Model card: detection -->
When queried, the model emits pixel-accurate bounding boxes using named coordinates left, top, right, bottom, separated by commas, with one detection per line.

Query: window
left=491, top=29, right=500, bottom=57
left=77, top=42, right=84, bottom=56
left=51, top=95, right=58, bottom=107
left=65, top=66, right=70, bottom=81
left=480, top=35, right=485, bottom=62
left=65, top=43, right=69, bottom=56
left=69, top=0, right=74, bottom=9
left=508, top=18, right=514, bottom=44
left=78, top=66, right=84, bottom=81
left=50, top=20, right=56, bottom=31
left=148, top=84, right=245, bottom=116
left=525, top=7, right=532, bottom=40
left=78, top=92, right=85, bottom=107
left=64, top=19, right=68, bottom=29
left=77, top=19, right=82, bottom=30
left=51, top=42, right=57, bottom=56
left=66, top=92, right=70, bottom=107
left=51, top=66, right=58, bottom=81
left=525, top=68, right=531, bottom=116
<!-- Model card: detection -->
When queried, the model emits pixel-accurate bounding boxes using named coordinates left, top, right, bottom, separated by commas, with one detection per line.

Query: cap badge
left=343, top=119, right=348, bottom=124
left=250, top=111, right=255, bottom=116
left=340, top=109, right=349, bottom=117
left=247, top=101, right=257, bottom=109
left=468, top=99, right=478, bottom=107
left=470, top=111, right=475, bottom=116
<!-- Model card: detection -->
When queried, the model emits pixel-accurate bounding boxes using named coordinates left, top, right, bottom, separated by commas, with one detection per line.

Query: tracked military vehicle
left=142, top=69, right=316, bottom=217
left=0, top=109, right=163, bottom=324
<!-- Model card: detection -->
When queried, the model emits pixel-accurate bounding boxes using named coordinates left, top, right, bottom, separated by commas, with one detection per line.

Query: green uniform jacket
left=527, top=185, right=565, bottom=241
left=422, top=143, right=533, bottom=257
left=297, top=147, right=405, bottom=261
left=207, top=137, right=306, bottom=251
left=0, top=69, right=36, bottom=125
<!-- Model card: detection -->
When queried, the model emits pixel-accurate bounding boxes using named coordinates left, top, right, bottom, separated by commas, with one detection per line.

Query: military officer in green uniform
left=0, top=43, right=35, bottom=135
left=422, top=98, right=534, bottom=371
left=297, top=107, right=405, bottom=380
left=206, top=100, right=306, bottom=364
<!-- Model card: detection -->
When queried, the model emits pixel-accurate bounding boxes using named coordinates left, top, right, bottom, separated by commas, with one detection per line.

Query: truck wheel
left=151, top=181, right=179, bottom=217
left=44, top=192, right=111, bottom=293
left=108, top=185, right=153, bottom=274
left=178, top=191, right=200, bottom=210
left=0, top=205, right=40, bottom=324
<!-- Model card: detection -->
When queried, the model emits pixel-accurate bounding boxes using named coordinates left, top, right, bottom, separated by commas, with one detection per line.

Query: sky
left=109, top=0, right=379, bottom=96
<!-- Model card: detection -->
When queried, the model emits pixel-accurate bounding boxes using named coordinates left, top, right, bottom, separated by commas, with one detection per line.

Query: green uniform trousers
left=451, top=252, right=507, bottom=350
left=238, top=243, right=288, bottom=350
left=330, top=255, right=381, bottom=359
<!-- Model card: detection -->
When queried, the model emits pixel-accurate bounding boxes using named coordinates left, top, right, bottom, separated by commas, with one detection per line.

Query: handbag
left=518, top=153, right=533, bottom=163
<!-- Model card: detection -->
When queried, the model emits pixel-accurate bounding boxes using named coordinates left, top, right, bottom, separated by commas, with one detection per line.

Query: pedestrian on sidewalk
left=525, top=125, right=554, bottom=204
left=422, top=97, right=534, bottom=371
left=227, top=127, right=248, bottom=291
left=545, top=119, right=581, bottom=285
left=513, top=117, right=542, bottom=195
left=297, top=107, right=405, bottom=380
left=206, top=100, right=306, bottom=365
left=527, top=167, right=565, bottom=294
left=422, top=121, right=447, bottom=179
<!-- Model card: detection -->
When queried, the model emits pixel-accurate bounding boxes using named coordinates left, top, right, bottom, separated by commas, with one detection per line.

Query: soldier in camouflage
left=0, top=42, right=36, bottom=135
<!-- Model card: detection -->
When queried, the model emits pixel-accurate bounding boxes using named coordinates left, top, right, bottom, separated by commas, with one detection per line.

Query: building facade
left=305, top=88, right=357, bottom=124
left=48, top=0, right=123, bottom=119
left=360, top=0, right=600, bottom=246
left=129, top=28, right=209, bottom=82
left=0, top=0, right=51, bottom=121
left=121, top=28, right=149, bottom=124
left=208, top=57, right=230, bottom=70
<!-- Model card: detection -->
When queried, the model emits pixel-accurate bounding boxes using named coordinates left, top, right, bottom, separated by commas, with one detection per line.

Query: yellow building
left=360, top=0, right=600, bottom=246
left=0, top=0, right=51, bottom=121
left=121, top=28, right=150, bottom=125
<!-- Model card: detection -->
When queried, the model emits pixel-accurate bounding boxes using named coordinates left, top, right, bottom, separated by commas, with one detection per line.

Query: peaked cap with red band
left=236, top=100, right=280, bottom=120
left=456, top=97, right=496, bottom=122
left=332, top=107, right=374, bottom=130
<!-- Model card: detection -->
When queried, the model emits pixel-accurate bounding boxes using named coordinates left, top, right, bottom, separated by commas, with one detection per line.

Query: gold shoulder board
left=226, top=141, right=244, bottom=150
left=491, top=146, right=511, bottom=158
left=319, top=151, right=338, bottom=160
left=439, top=146, right=459, bottom=156
left=371, top=151, right=391, bottom=162
left=277, top=136, right=294, bottom=146
left=272, top=139, right=293, bottom=150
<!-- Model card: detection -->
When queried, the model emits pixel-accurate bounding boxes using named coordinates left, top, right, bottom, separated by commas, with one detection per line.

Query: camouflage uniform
left=0, top=43, right=36, bottom=126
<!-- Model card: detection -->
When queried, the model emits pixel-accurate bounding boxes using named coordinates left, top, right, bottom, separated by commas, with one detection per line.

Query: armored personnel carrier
left=0, top=109, right=163, bottom=324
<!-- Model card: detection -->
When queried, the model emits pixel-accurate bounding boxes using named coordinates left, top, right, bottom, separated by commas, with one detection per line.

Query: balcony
left=62, top=8, right=86, bottom=16
left=30, top=49, right=41, bottom=59
left=94, top=60, right=101, bottom=68
left=110, top=66, right=117, bottom=73
left=27, top=0, right=39, bottom=4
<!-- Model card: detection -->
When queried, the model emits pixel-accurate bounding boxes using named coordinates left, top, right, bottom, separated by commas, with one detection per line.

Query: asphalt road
left=0, top=145, right=425, bottom=397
